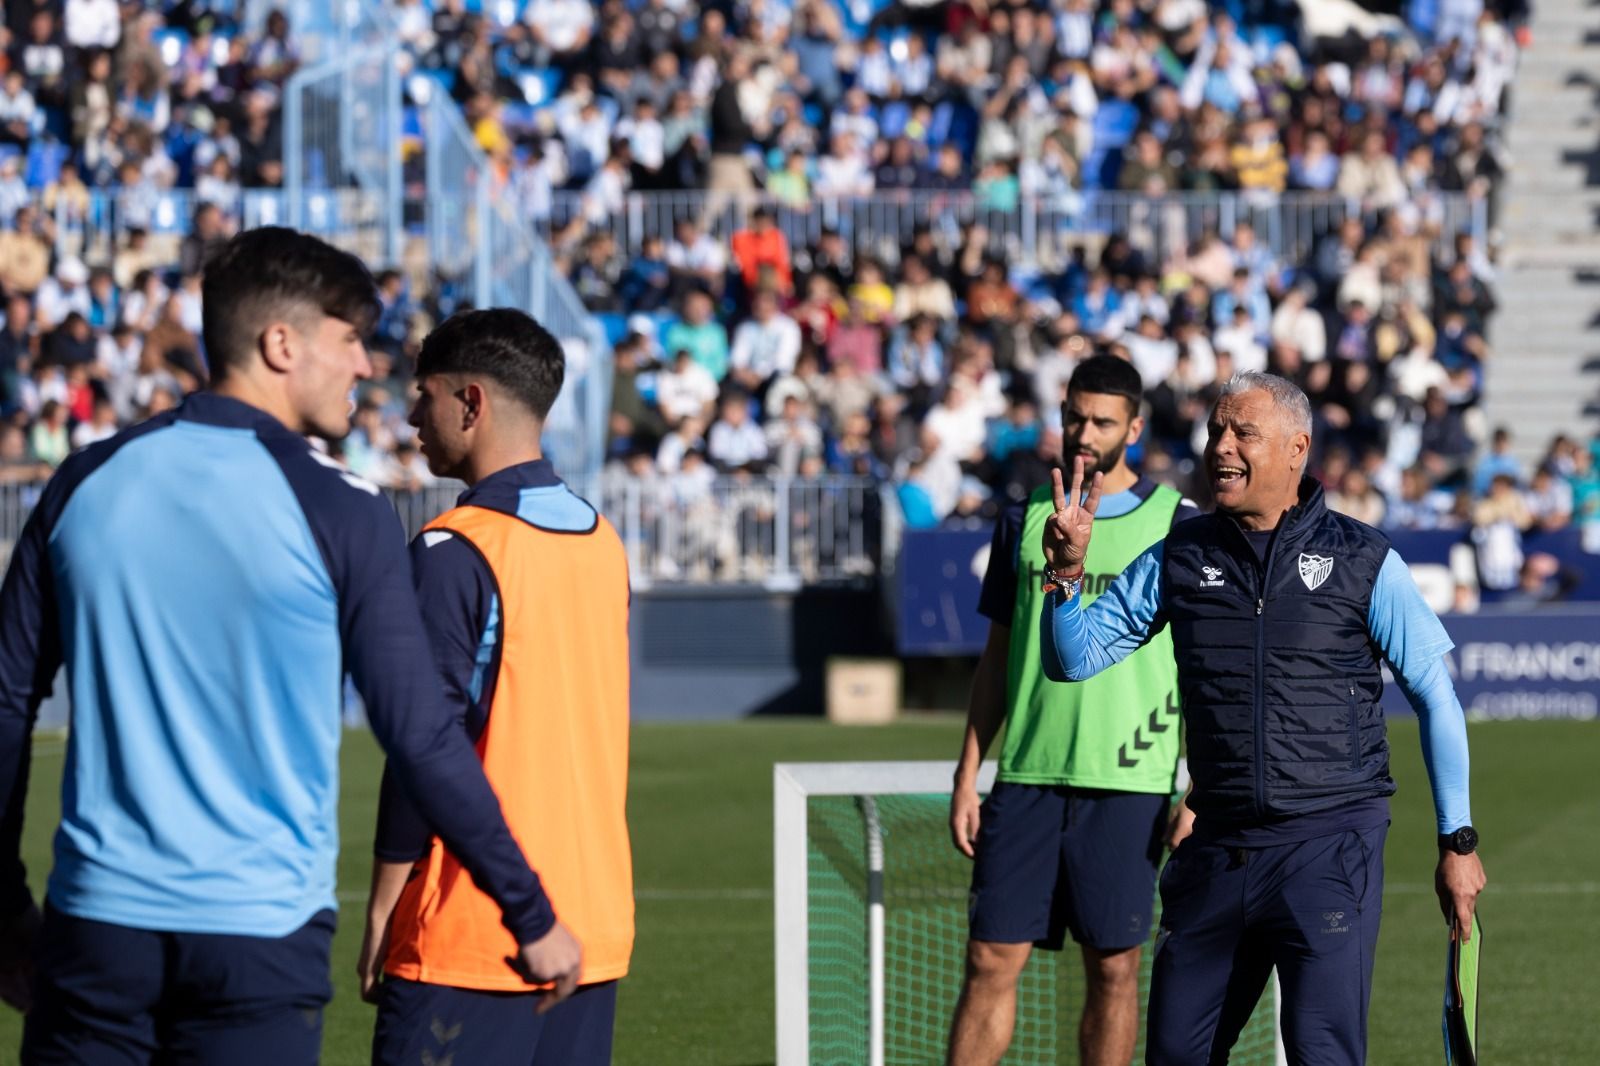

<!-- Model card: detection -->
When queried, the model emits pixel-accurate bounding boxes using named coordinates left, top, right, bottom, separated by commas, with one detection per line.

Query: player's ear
left=258, top=320, right=295, bottom=374
left=460, top=380, right=488, bottom=429
left=1125, top=413, right=1145, bottom=446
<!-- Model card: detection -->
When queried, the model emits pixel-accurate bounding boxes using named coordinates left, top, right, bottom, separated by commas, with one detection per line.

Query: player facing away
left=946, top=356, right=1199, bottom=1066
left=0, top=228, right=581, bottom=1065
left=1042, top=372, right=1487, bottom=1065
left=360, top=308, right=634, bottom=1066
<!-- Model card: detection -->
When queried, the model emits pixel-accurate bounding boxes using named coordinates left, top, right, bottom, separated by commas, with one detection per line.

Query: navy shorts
left=22, top=903, right=334, bottom=1066
left=372, top=977, right=618, bottom=1066
left=968, top=782, right=1168, bottom=952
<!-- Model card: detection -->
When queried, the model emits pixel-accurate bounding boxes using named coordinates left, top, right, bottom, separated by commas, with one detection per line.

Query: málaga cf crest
left=1298, top=553, right=1333, bottom=591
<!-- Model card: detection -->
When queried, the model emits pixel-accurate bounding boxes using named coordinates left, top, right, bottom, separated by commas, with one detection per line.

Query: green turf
left=0, top=717, right=1592, bottom=1065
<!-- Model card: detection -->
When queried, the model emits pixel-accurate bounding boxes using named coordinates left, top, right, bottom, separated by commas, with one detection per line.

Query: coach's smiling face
left=1203, top=388, right=1309, bottom=531
left=409, top=373, right=475, bottom=480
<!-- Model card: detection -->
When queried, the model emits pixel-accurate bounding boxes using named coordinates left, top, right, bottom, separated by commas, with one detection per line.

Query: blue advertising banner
left=898, top=528, right=1600, bottom=721
left=1379, top=609, right=1600, bottom=722
left=896, top=527, right=994, bottom=656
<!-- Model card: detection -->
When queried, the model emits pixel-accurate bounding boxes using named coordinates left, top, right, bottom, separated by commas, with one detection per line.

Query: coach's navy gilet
left=1162, top=477, right=1396, bottom=826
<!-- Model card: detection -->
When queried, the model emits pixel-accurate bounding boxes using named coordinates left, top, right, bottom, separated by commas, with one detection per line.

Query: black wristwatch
left=1438, top=826, right=1479, bottom=855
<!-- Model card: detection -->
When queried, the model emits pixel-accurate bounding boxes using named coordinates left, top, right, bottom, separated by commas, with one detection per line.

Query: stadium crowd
left=0, top=0, right=1595, bottom=589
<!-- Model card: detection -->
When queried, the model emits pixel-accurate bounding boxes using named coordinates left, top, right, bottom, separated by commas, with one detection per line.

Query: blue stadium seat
left=502, top=102, right=538, bottom=134
left=1091, top=100, right=1139, bottom=151
left=1249, top=26, right=1287, bottom=63
left=597, top=312, right=630, bottom=347
left=517, top=67, right=561, bottom=108
left=879, top=100, right=909, bottom=140
left=24, top=142, right=66, bottom=189
left=154, top=29, right=190, bottom=68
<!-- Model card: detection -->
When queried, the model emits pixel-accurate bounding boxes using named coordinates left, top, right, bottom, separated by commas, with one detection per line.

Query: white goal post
left=773, top=759, right=1287, bottom=1066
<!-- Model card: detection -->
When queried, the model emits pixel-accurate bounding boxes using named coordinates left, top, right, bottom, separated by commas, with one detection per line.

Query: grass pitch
left=0, top=717, right=1592, bottom=1064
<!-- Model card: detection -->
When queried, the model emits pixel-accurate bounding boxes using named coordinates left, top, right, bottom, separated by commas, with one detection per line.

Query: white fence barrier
left=1, top=476, right=888, bottom=589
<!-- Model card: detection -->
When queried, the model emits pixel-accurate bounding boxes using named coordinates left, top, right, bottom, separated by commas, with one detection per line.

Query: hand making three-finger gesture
left=1042, top=455, right=1103, bottom=577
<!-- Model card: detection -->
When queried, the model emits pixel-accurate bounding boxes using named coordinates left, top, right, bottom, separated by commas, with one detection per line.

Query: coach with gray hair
left=1038, top=371, right=1487, bottom=1064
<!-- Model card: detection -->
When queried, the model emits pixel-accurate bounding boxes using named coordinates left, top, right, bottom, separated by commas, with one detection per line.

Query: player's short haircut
left=1067, top=354, right=1144, bottom=417
left=416, top=307, right=565, bottom=420
left=202, top=227, right=380, bottom=379
left=1218, top=371, right=1314, bottom=437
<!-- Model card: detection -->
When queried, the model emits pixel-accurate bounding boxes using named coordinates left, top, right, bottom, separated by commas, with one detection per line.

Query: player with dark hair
left=360, top=308, right=634, bottom=1065
left=1042, top=371, right=1485, bottom=1064
left=0, top=228, right=580, bottom=1065
left=947, top=355, right=1198, bottom=1066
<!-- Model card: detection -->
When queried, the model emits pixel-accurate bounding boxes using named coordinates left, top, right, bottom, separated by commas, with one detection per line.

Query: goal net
left=774, top=761, right=1285, bottom=1065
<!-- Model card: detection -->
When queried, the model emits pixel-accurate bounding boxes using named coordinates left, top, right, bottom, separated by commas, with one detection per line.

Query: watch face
left=1455, top=827, right=1478, bottom=853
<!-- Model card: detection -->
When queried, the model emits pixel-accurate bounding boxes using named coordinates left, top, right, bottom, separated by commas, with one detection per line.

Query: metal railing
left=0, top=477, right=888, bottom=588
left=418, top=79, right=613, bottom=483
left=550, top=189, right=1489, bottom=272
left=54, top=188, right=400, bottom=271
left=241, top=0, right=394, bottom=66
left=282, top=45, right=404, bottom=265
left=592, top=473, right=886, bottom=589
left=384, top=475, right=886, bottom=589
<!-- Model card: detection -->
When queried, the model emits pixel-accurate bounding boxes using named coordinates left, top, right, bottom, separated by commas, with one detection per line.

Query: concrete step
left=1483, top=397, right=1600, bottom=420
left=1501, top=170, right=1600, bottom=193
left=1527, top=17, right=1600, bottom=33
left=1496, top=248, right=1600, bottom=269
left=1506, top=130, right=1599, bottom=152
left=1504, top=138, right=1600, bottom=157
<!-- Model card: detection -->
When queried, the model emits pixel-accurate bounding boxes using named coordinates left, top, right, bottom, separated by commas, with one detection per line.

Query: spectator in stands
left=895, top=451, right=941, bottom=529
left=656, top=347, right=720, bottom=429
left=0, top=420, right=51, bottom=483
left=707, top=392, right=769, bottom=472
left=1473, top=426, right=1524, bottom=496
left=1525, top=468, right=1574, bottom=532
left=0, top=205, right=51, bottom=296
left=663, top=289, right=730, bottom=382
left=660, top=211, right=724, bottom=288
left=0, top=71, right=36, bottom=148
left=893, top=255, right=957, bottom=324
left=1328, top=468, right=1387, bottom=527
left=729, top=290, right=802, bottom=399
left=1473, top=473, right=1534, bottom=591
left=1387, top=466, right=1456, bottom=530
left=28, top=399, right=70, bottom=467
left=765, top=395, right=824, bottom=476
left=1570, top=446, right=1600, bottom=552
left=730, top=206, right=793, bottom=299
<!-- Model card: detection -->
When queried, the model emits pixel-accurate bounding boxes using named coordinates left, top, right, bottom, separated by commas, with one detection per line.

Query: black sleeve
left=976, top=500, right=1027, bottom=624
left=0, top=439, right=124, bottom=917
left=0, top=493, right=61, bottom=916
left=374, top=532, right=500, bottom=863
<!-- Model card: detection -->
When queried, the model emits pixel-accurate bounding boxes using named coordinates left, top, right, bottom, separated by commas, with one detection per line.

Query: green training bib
left=998, top=481, right=1183, bottom=792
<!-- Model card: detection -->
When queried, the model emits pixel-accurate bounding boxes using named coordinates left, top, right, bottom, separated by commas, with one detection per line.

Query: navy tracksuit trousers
left=1146, top=824, right=1387, bottom=1065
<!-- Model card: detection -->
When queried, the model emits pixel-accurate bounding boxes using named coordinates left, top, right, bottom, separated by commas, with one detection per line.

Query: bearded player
left=946, top=356, right=1197, bottom=1066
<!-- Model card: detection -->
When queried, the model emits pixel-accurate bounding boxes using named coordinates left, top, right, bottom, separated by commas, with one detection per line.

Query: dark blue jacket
left=1162, top=478, right=1396, bottom=825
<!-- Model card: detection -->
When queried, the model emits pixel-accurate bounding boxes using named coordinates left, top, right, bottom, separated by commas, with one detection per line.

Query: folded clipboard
left=1443, top=914, right=1482, bottom=1066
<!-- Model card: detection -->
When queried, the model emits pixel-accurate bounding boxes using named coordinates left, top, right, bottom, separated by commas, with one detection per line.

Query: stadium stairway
left=1486, top=0, right=1600, bottom=461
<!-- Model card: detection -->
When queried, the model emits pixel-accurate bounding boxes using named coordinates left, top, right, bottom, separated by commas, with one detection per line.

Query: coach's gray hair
left=1218, top=371, right=1314, bottom=438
